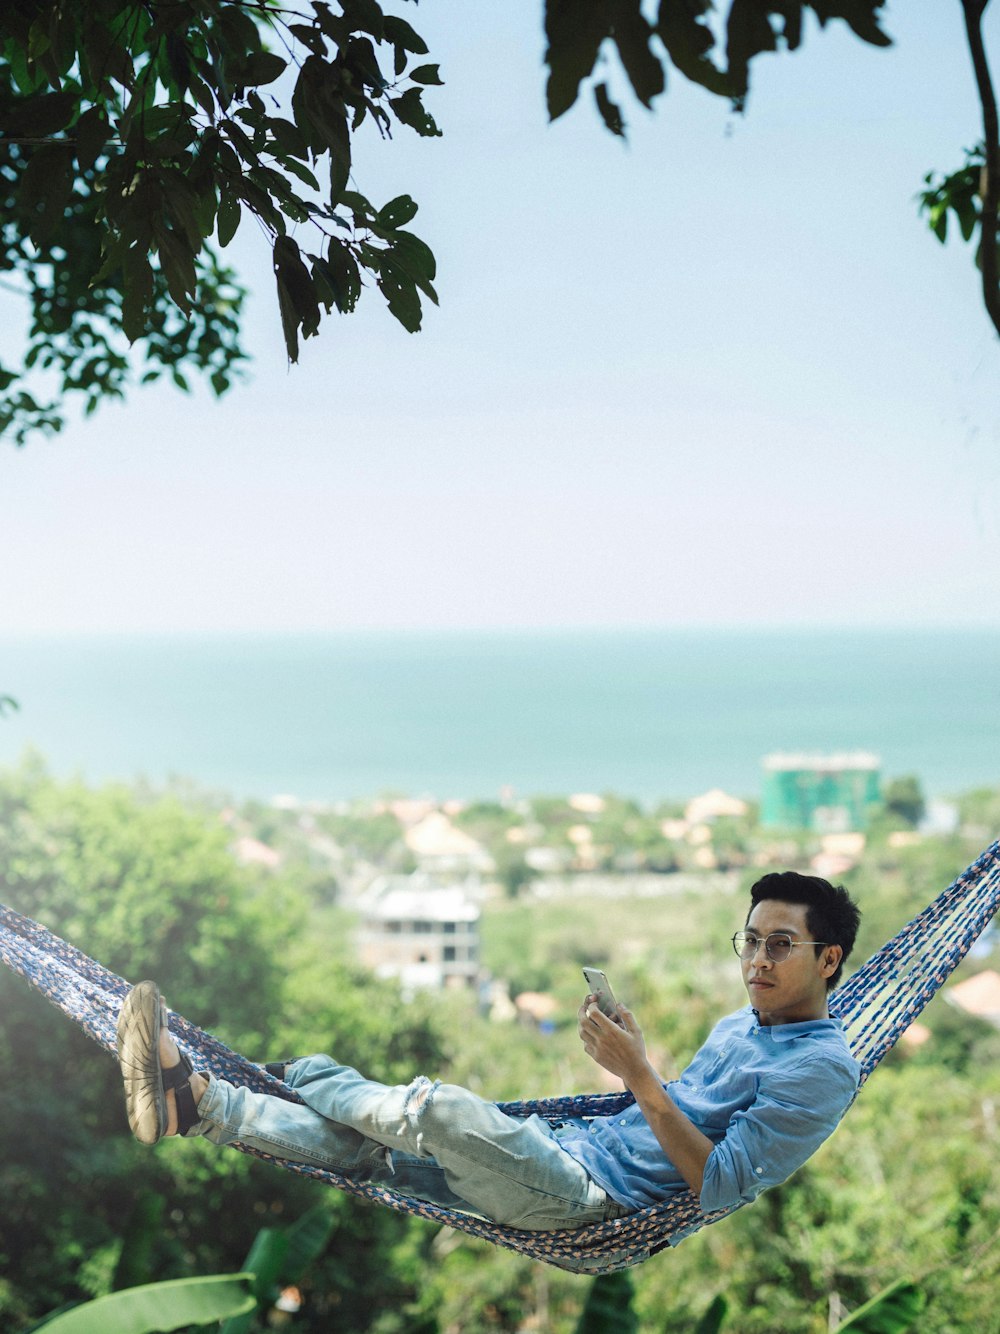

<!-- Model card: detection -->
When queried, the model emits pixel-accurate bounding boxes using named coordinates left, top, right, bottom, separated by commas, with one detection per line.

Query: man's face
left=740, top=899, right=841, bottom=1026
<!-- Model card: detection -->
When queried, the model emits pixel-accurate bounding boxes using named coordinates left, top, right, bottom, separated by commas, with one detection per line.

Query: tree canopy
left=0, top=0, right=995, bottom=446
left=0, top=0, right=442, bottom=444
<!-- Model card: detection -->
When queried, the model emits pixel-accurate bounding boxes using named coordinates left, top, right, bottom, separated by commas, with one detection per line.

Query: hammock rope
left=2, top=837, right=999, bottom=1274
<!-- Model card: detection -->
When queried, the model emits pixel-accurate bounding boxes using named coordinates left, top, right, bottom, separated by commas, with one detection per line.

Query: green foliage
left=3, top=765, right=1000, bottom=1332
left=27, top=1274, right=256, bottom=1333
left=219, top=1204, right=334, bottom=1333
left=0, top=0, right=441, bottom=442
left=881, top=775, right=926, bottom=829
left=0, top=757, right=450, bottom=1332
left=833, top=1279, right=925, bottom=1332
left=919, top=145, right=984, bottom=250
left=493, top=845, right=537, bottom=899
left=692, top=1294, right=728, bottom=1334
left=315, top=805, right=410, bottom=868
left=574, top=1271, right=638, bottom=1333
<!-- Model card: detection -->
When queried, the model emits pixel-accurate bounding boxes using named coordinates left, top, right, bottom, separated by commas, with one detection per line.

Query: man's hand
left=578, top=993, right=714, bottom=1196
left=578, top=996, right=649, bottom=1084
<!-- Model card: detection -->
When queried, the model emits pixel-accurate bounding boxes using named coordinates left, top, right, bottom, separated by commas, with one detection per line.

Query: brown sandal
left=116, top=981, right=199, bottom=1144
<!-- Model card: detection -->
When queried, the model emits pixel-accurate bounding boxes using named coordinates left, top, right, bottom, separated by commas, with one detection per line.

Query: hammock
left=2, top=837, right=1000, bottom=1275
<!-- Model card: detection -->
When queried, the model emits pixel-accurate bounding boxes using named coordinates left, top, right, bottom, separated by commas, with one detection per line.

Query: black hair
left=747, top=871, right=861, bottom=989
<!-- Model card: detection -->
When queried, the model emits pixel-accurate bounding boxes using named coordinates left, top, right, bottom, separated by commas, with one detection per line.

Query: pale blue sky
left=3, top=2, right=998, bottom=633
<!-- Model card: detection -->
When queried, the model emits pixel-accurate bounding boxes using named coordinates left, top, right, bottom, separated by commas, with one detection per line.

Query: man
left=117, top=871, right=861, bottom=1237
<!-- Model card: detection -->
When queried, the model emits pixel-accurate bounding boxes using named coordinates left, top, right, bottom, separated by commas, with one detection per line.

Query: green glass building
left=761, top=752, right=882, bottom=832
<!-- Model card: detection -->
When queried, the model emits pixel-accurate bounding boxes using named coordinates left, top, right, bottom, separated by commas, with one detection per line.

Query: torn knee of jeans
left=399, top=1075, right=440, bottom=1153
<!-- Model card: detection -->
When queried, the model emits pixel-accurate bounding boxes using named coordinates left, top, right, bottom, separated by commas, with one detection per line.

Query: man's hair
left=747, top=871, right=861, bottom=989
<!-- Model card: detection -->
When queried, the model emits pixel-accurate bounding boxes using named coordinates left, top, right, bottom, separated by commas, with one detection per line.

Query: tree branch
left=962, top=0, right=1000, bottom=338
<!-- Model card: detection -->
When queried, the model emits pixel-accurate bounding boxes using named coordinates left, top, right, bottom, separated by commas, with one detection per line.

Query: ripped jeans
left=190, top=1055, right=622, bottom=1231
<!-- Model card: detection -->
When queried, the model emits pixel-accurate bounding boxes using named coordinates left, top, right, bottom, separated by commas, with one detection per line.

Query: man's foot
left=117, top=981, right=207, bottom=1144
left=158, top=1001, right=209, bottom=1136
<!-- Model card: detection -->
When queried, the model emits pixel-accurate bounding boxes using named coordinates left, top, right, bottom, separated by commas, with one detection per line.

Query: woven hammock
left=2, top=837, right=1000, bottom=1274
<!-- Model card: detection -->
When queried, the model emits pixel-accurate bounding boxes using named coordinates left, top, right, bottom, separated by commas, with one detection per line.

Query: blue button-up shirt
left=558, top=1006, right=860, bottom=1223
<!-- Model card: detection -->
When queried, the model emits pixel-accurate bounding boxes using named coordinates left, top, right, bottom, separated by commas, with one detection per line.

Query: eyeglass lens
left=734, top=932, right=792, bottom=962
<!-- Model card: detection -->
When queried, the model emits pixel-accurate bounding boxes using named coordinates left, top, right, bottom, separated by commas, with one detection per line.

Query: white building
left=357, top=873, right=481, bottom=993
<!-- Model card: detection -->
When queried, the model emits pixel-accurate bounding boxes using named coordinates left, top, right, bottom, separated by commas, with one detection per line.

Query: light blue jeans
left=190, top=1055, right=625, bottom=1231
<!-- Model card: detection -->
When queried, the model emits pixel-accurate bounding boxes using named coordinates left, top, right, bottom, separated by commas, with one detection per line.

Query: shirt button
left=620, top=1119, right=626, bottom=1126
left=755, top=1167, right=764, bottom=1175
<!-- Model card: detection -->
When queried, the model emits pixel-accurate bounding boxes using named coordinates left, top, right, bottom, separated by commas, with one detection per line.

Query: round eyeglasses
left=731, top=931, right=827, bottom=963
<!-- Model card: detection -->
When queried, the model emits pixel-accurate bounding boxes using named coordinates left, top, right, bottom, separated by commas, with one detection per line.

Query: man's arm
left=578, top=1000, right=713, bottom=1194
left=697, top=1054, right=858, bottom=1213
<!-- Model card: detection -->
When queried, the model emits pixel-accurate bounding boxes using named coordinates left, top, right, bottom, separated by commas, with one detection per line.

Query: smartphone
left=582, top=967, right=619, bottom=1019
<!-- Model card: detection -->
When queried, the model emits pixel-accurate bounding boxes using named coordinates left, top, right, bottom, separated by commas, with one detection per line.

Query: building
left=761, top=752, right=881, bottom=832
left=946, top=969, right=1000, bottom=1028
left=356, top=873, right=480, bottom=993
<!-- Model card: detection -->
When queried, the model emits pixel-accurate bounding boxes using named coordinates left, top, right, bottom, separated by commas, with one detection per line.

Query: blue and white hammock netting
left=2, top=837, right=999, bottom=1273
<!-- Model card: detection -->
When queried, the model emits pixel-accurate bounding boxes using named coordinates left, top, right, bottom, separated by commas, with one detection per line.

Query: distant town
left=216, top=750, right=1000, bottom=1026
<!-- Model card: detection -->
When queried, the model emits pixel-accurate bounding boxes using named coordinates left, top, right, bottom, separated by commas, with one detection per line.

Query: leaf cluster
left=544, top=0, right=891, bottom=137
left=0, top=0, right=441, bottom=443
left=919, top=142, right=1000, bottom=273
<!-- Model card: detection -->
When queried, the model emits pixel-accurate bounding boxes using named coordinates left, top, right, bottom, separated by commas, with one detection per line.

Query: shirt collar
left=746, top=1005, right=843, bottom=1040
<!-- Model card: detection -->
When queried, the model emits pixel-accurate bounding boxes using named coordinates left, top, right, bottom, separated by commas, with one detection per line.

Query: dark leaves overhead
left=545, top=0, right=891, bottom=130
left=0, top=0, right=443, bottom=443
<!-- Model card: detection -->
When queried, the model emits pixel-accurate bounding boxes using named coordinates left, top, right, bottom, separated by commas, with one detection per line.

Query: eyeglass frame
left=731, top=930, right=828, bottom=963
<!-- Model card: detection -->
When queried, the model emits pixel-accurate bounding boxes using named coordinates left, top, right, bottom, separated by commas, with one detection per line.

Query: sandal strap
left=160, top=1052, right=194, bottom=1092
left=173, top=1078, right=200, bottom=1135
left=161, top=1052, right=199, bottom=1135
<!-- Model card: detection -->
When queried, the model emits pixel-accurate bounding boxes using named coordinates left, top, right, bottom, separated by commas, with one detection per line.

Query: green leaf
left=74, top=105, right=110, bottom=172
left=273, top=235, right=321, bottom=361
left=834, top=1279, right=926, bottom=1333
left=155, top=225, right=198, bottom=311
left=611, top=8, right=664, bottom=109
left=544, top=0, right=610, bottom=120
left=219, top=1230, right=288, bottom=1334
left=594, top=82, right=625, bottom=137
left=389, top=87, right=442, bottom=137
left=341, top=0, right=386, bottom=42
left=291, top=55, right=349, bottom=153
left=376, top=255, right=424, bottom=332
left=282, top=156, right=321, bottom=191
left=266, top=116, right=309, bottom=158
left=239, top=52, right=287, bottom=87
left=219, top=5, right=264, bottom=58
left=281, top=1205, right=336, bottom=1280
left=288, top=22, right=327, bottom=57
left=32, top=1275, right=256, bottom=1333
left=220, top=117, right=259, bottom=164
left=377, top=194, right=418, bottom=229
left=340, top=188, right=374, bottom=220
left=5, top=89, right=78, bottom=137
left=121, top=248, right=154, bottom=344
left=383, top=15, right=429, bottom=54
left=409, top=63, right=444, bottom=85
left=317, top=239, right=361, bottom=313
left=390, top=230, right=437, bottom=300
left=656, top=2, right=733, bottom=99
left=20, top=143, right=74, bottom=246
left=217, top=189, right=241, bottom=247
left=81, top=18, right=134, bottom=89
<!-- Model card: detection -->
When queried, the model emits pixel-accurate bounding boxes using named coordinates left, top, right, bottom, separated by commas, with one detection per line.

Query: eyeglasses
left=731, top=931, right=827, bottom=963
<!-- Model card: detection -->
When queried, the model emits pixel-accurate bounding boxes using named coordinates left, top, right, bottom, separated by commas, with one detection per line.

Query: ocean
left=0, top=629, right=998, bottom=804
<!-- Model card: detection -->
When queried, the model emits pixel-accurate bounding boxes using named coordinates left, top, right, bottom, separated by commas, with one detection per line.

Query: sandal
left=116, top=981, right=199, bottom=1144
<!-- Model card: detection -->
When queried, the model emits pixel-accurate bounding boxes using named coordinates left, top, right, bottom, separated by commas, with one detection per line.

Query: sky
left=2, top=2, right=999, bottom=634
